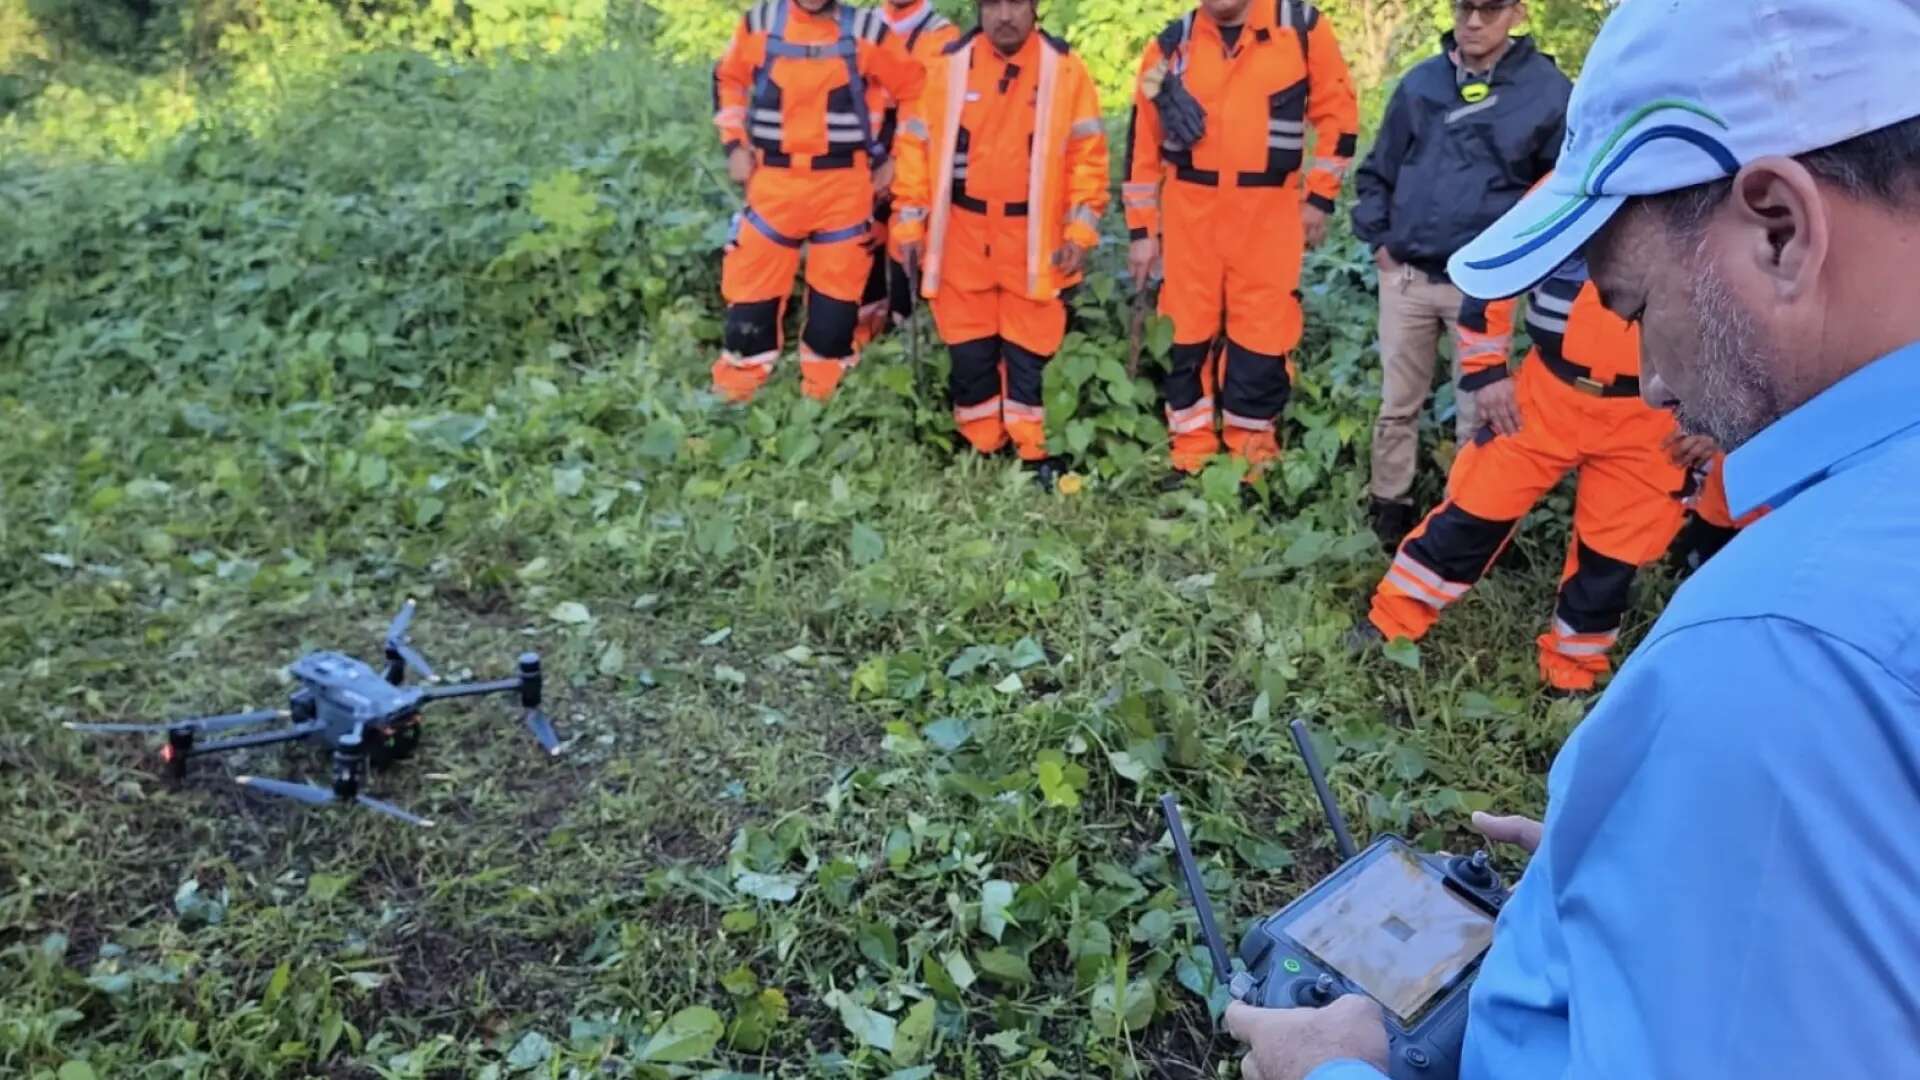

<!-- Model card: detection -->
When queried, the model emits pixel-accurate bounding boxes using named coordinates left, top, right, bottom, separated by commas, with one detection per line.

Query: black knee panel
left=1219, top=338, right=1292, bottom=419
left=1404, top=502, right=1519, bottom=587
left=1161, top=340, right=1213, bottom=411
left=724, top=298, right=782, bottom=357
left=1003, top=340, right=1049, bottom=405
left=861, top=251, right=890, bottom=307
left=947, top=337, right=1002, bottom=406
left=801, top=288, right=859, bottom=358
left=1557, top=542, right=1636, bottom=634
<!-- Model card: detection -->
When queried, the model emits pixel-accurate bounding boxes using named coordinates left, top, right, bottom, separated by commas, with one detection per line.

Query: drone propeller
left=384, top=599, right=438, bottom=682
left=237, top=775, right=435, bottom=828
left=523, top=709, right=562, bottom=756
left=66, top=708, right=286, bottom=736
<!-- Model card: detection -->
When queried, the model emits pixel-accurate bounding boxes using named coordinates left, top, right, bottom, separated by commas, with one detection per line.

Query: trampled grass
left=1, top=35, right=1677, bottom=1080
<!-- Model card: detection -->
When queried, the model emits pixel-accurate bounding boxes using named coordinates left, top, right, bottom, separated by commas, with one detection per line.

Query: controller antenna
left=1159, top=794, right=1253, bottom=1001
left=1289, top=719, right=1358, bottom=860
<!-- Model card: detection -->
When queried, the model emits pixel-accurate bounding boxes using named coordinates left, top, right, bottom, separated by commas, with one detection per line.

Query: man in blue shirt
left=1224, top=1, right=1920, bottom=1077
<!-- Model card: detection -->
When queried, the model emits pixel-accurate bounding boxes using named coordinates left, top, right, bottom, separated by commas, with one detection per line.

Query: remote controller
left=1161, top=719, right=1512, bottom=1080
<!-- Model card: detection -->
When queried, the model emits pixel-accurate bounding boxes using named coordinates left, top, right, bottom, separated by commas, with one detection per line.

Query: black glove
left=1155, top=71, right=1208, bottom=151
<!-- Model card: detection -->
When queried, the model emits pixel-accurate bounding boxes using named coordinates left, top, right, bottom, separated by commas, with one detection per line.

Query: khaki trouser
left=1370, top=266, right=1477, bottom=503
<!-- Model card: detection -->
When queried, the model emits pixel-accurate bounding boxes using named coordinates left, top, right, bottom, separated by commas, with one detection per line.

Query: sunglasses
left=1454, top=0, right=1518, bottom=20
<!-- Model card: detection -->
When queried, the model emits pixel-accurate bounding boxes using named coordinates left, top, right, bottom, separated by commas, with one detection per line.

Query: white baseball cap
left=1448, top=0, right=1920, bottom=300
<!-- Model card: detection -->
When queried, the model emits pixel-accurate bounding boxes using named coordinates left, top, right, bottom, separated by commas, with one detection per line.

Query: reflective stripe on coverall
left=710, top=0, right=925, bottom=403
left=1127, top=0, right=1358, bottom=472
left=891, top=28, right=1109, bottom=460
left=1368, top=265, right=1691, bottom=692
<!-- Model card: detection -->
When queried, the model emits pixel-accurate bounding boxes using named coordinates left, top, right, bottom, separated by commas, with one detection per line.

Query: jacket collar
left=1724, top=340, right=1920, bottom=519
left=1440, top=31, right=1538, bottom=84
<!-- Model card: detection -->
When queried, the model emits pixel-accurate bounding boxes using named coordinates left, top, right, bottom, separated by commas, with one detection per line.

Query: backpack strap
left=1157, top=12, right=1196, bottom=74
left=1275, top=0, right=1315, bottom=62
left=837, top=5, right=886, bottom=164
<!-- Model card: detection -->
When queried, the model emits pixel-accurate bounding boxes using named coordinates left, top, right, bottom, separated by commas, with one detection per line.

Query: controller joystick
left=1293, top=972, right=1339, bottom=1006
left=1451, top=849, right=1496, bottom=890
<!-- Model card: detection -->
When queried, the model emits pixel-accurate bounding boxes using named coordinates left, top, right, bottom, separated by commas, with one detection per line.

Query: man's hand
left=1052, top=240, right=1089, bottom=276
left=727, top=145, right=756, bottom=186
left=1472, top=810, right=1543, bottom=855
left=1374, top=246, right=1398, bottom=273
left=1662, top=431, right=1720, bottom=471
left=870, top=157, right=895, bottom=198
left=1302, top=204, right=1330, bottom=250
left=1129, top=236, right=1161, bottom=289
left=1226, top=996, right=1390, bottom=1080
left=1471, top=378, right=1523, bottom=437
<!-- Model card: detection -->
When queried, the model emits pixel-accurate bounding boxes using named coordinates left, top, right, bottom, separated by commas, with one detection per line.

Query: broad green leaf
left=892, top=998, right=936, bottom=1066
left=1132, top=908, right=1173, bottom=947
left=57, top=1065, right=99, bottom=1080
left=941, top=950, right=977, bottom=992
left=727, top=989, right=788, bottom=1052
left=637, top=1005, right=723, bottom=1062
left=818, top=859, right=859, bottom=909
left=549, top=601, right=592, bottom=625
left=506, top=1030, right=552, bottom=1071
left=1107, top=749, right=1149, bottom=783
left=1005, top=637, right=1047, bottom=670
left=720, top=965, right=759, bottom=997
left=262, top=961, right=291, bottom=1009
left=980, top=879, right=1015, bottom=941
left=733, top=871, right=800, bottom=903
left=1383, top=638, right=1422, bottom=671
left=850, top=522, right=886, bottom=565
left=307, top=873, right=352, bottom=901
left=975, top=948, right=1033, bottom=985
left=827, top=990, right=896, bottom=1052
left=855, top=920, right=899, bottom=969
left=1092, top=978, right=1157, bottom=1032
left=922, top=716, right=971, bottom=752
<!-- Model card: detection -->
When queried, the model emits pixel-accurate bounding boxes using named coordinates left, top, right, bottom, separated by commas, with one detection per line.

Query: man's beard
left=1675, top=260, right=1786, bottom=451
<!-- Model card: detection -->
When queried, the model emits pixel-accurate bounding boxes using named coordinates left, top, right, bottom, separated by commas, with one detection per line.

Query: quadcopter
left=65, top=600, right=562, bottom=827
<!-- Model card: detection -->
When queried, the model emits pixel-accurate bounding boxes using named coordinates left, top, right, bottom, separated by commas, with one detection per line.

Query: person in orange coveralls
left=1124, top=0, right=1359, bottom=478
left=890, top=0, right=1109, bottom=486
left=710, top=0, right=925, bottom=403
left=1358, top=255, right=1699, bottom=694
left=854, top=0, right=960, bottom=346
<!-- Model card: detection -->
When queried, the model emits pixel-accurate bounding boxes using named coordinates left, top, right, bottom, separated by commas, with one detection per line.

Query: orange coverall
left=1127, top=0, right=1358, bottom=471
left=711, top=0, right=924, bottom=403
left=857, top=0, right=959, bottom=343
left=1368, top=261, right=1692, bottom=692
left=892, top=29, right=1109, bottom=461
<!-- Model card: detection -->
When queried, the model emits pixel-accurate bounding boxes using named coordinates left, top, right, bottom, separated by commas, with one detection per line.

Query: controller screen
left=1285, top=844, right=1495, bottom=1025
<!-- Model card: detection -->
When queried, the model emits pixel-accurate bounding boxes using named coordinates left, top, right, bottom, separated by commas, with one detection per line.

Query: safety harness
left=1155, top=0, right=1316, bottom=187
left=748, top=1, right=888, bottom=168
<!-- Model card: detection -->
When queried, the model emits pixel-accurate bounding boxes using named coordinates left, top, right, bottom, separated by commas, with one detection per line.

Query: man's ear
left=1728, top=156, right=1828, bottom=301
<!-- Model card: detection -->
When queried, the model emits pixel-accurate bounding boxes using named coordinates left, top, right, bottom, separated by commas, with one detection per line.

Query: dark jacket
left=1351, top=34, right=1570, bottom=281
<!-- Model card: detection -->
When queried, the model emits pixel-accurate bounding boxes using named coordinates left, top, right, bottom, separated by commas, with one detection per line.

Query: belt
left=952, top=188, right=1029, bottom=216
left=1539, top=349, right=1640, bottom=398
left=1171, top=166, right=1294, bottom=188
left=760, top=150, right=860, bottom=171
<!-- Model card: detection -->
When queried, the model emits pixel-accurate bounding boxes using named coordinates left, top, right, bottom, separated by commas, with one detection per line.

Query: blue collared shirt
left=1314, top=339, right=1920, bottom=1080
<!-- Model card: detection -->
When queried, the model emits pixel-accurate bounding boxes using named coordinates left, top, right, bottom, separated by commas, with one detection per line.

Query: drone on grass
left=65, top=600, right=563, bottom=827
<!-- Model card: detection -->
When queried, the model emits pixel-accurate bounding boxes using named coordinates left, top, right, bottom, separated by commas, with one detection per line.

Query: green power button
left=1282, top=958, right=1302, bottom=973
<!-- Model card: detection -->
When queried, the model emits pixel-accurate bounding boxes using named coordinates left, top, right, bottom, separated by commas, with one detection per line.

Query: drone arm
left=420, top=677, right=519, bottom=702
left=190, top=720, right=327, bottom=756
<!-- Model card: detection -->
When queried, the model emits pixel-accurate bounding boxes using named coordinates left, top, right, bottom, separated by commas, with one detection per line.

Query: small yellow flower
left=1057, top=472, right=1085, bottom=496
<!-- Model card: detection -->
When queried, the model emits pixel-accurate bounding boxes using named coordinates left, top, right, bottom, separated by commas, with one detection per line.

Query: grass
left=0, top=32, right=1685, bottom=1080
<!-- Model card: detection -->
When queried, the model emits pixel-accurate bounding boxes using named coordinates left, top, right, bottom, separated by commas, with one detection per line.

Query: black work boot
left=1344, top=621, right=1385, bottom=655
left=1368, top=498, right=1416, bottom=552
left=1156, top=469, right=1194, bottom=494
left=1028, top=455, right=1071, bottom=492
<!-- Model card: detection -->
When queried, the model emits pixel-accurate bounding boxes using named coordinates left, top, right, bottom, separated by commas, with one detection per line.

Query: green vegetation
left=4, top=3, right=1645, bottom=1076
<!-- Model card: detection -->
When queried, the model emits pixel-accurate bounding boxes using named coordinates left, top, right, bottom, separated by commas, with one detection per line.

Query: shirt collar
left=1725, top=339, right=1920, bottom=518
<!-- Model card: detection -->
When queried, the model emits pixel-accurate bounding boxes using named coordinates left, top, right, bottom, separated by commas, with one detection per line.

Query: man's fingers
left=1471, top=811, right=1544, bottom=853
left=1223, top=1000, right=1267, bottom=1043
left=1240, top=1053, right=1269, bottom=1080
